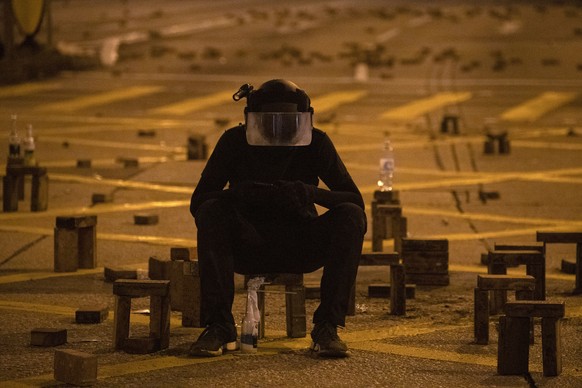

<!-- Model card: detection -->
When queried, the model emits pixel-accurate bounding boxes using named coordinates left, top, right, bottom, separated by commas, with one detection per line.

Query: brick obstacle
left=372, top=204, right=405, bottom=253
left=474, top=274, right=536, bottom=345
left=54, top=349, right=98, bottom=386
left=486, top=249, right=546, bottom=314
left=348, top=252, right=407, bottom=316
left=182, top=260, right=202, bottom=328
left=187, top=134, right=208, bottom=160
left=253, top=273, right=307, bottom=339
left=54, top=215, right=97, bottom=272
left=484, top=130, right=510, bottom=154
left=2, top=164, right=48, bottom=212
left=401, top=238, right=449, bottom=286
left=537, top=231, right=582, bottom=294
left=498, top=301, right=565, bottom=377
left=75, top=305, right=109, bottom=324
left=30, top=328, right=67, bottom=347
left=112, top=280, right=170, bottom=354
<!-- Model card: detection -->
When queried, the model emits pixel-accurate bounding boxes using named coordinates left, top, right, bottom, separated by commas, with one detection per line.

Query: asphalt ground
left=1, top=1, right=582, bottom=387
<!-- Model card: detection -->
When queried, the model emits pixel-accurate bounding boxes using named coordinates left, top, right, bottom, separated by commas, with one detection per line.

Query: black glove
left=229, top=181, right=276, bottom=208
left=274, top=180, right=316, bottom=212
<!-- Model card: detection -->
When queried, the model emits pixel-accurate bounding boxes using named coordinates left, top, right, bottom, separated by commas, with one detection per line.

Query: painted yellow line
left=40, top=135, right=186, bottom=153
left=380, top=92, right=472, bottom=121
left=35, top=86, right=164, bottom=112
left=0, top=199, right=190, bottom=221
left=149, top=90, right=233, bottom=115
left=0, top=223, right=196, bottom=247
left=0, top=81, right=61, bottom=98
left=312, top=90, right=368, bottom=113
left=48, top=173, right=194, bottom=194
left=512, top=139, right=582, bottom=151
left=345, top=162, right=485, bottom=177
left=28, top=154, right=188, bottom=169
left=0, top=269, right=102, bottom=285
left=499, top=92, right=578, bottom=122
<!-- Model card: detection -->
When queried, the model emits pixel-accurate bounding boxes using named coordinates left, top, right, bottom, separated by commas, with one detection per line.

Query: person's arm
left=189, top=133, right=233, bottom=218
left=313, top=186, right=364, bottom=210
left=315, top=132, right=365, bottom=211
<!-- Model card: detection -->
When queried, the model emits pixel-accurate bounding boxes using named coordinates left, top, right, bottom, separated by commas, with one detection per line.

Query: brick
left=497, top=316, right=530, bottom=375
left=170, top=260, right=185, bottom=311
left=170, top=246, right=196, bottom=261
left=133, top=214, right=159, bottom=225
left=405, top=273, right=450, bottom=286
left=76, top=159, right=92, bottom=168
left=76, top=305, right=109, bottom=324
left=561, top=259, right=576, bottom=274
left=117, top=157, right=139, bottom=168
left=148, top=256, right=171, bottom=280
left=122, top=337, right=160, bottom=354
left=537, top=231, right=582, bottom=243
left=360, top=252, right=399, bottom=266
left=403, top=252, right=448, bottom=273
left=31, top=328, right=67, bottom=346
left=56, top=215, right=97, bottom=229
left=137, top=129, right=156, bottom=137
left=104, top=267, right=137, bottom=282
left=402, top=238, right=448, bottom=252
left=113, top=280, right=170, bottom=297
left=91, top=193, right=113, bottom=204
left=504, top=301, right=565, bottom=318
left=477, top=274, right=536, bottom=291
left=182, top=260, right=202, bottom=327
left=305, top=283, right=320, bottom=299
left=54, top=349, right=97, bottom=386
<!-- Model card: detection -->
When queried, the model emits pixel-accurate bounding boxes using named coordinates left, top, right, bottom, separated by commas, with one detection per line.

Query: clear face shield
left=246, top=111, right=313, bottom=146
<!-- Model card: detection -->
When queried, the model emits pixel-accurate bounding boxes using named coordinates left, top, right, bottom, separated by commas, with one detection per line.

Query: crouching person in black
left=189, top=79, right=366, bottom=358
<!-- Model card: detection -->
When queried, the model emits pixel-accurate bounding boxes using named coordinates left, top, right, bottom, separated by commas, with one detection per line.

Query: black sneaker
left=189, top=322, right=238, bottom=357
left=309, top=322, right=349, bottom=358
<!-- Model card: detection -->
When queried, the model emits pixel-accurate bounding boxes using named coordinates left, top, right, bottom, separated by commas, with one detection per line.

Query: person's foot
left=189, top=322, right=238, bottom=357
left=309, top=322, right=349, bottom=358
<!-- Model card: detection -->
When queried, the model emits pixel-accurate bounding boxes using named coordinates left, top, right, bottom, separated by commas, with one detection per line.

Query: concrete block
left=305, top=283, right=320, bottom=299
left=31, top=328, right=67, bottom=346
left=170, top=247, right=196, bottom=261
left=104, top=267, right=137, bottom=282
left=137, top=129, right=156, bottom=137
left=76, top=305, right=109, bottom=324
left=133, top=214, right=159, bottom=225
left=76, top=159, right=92, bottom=168
left=54, top=349, right=97, bottom=386
left=113, top=280, right=170, bottom=298
left=148, top=256, right=171, bottom=280
left=91, top=193, right=113, bottom=204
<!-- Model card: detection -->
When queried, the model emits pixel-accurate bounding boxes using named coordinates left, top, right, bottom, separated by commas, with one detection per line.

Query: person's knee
left=330, top=203, right=367, bottom=236
left=194, top=198, right=231, bottom=228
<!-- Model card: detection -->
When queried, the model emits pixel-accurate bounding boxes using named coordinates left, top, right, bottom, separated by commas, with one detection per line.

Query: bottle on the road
left=23, top=124, right=37, bottom=166
left=377, top=132, right=394, bottom=192
left=8, top=114, right=21, bottom=159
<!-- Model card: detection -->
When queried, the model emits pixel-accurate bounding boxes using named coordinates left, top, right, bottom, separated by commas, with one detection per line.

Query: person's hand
left=274, top=180, right=316, bottom=210
left=230, top=181, right=276, bottom=206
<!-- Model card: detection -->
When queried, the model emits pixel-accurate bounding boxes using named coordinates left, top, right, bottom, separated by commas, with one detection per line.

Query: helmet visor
left=246, top=112, right=312, bottom=146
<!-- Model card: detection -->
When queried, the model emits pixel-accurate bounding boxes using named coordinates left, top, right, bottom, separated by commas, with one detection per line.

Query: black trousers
left=194, top=198, right=366, bottom=328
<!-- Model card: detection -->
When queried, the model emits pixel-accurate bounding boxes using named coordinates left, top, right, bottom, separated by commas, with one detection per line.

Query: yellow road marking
left=512, top=139, right=582, bottom=151
left=311, top=90, right=368, bottom=113
left=39, top=135, right=186, bottom=153
left=500, top=92, right=578, bottom=122
left=380, top=92, right=472, bottom=121
left=0, top=81, right=61, bottom=98
left=48, top=173, right=194, bottom=193
left=35, top=86, right=164, bottom=112
left=0, top=199, right=190, bottom=221
left=149, top=90, right=234, bottom=115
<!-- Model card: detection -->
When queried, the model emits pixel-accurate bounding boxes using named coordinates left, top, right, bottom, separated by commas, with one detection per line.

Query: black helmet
left=246, top=79, right=313, bottom=113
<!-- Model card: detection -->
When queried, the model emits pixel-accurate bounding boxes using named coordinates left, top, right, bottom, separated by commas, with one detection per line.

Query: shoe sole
left=190, top=340, right=238, bottom=357
left=309, top=342, right=349, bottom=358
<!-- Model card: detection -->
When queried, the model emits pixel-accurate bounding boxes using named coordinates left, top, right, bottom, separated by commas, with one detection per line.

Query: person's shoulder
left=311, top=127, right=328, bottom=142
left=223, top=124, right=245, bottom=137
